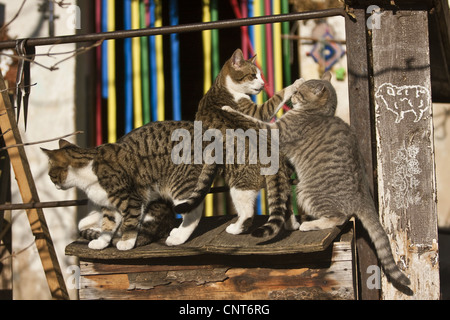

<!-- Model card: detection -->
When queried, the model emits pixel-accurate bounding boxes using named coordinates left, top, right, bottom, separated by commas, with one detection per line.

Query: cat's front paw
left=293, top=78, right=305, bottom=91
left=165, top=227, right=189, bottom=246
left=88, top=238, right=110, bottom=250
left=221, top=105, right=234, bottom=112
left=226, top=222, right=244, bottom=235
left=116, top=239, right=136, bottom=251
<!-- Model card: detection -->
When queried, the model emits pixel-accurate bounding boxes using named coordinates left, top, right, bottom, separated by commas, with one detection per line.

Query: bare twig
left=0, top=131, right=83, bottom=151
left=0, top=82, right=37, bottom=94
left=0, top=0, right=27, bottom=33
left=0, top=238, right=35, bottom=263
left=0, top=39, right=104, bottom=71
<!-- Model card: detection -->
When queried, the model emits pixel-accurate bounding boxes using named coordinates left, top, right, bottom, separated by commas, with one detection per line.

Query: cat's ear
left=231, top=49, right=245, bottom=69
left=59, top=139, right=75, bottom=149
left=315, top=84, right=326, bottom=96
left=321, top=71, right=332, bottom=82
left=249, top=54, right=257, bottom=64
left=41, top=147, right=55, bottom=159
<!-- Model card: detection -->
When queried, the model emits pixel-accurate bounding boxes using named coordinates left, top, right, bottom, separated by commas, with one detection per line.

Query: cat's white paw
left=116, top=239, right=136, bottom=251
left=165, top=227, right=188, bottom=246
left=226, top=222, right=244, bottom=235
left=285, top=220, right=301, bottom=231
left=293, top=78, right=305, bottom=90
left=299, top=221, right=320, bottom=231
left=88, top=238, right=110, bottom=250
left=222, top=105, right=233, bottom=112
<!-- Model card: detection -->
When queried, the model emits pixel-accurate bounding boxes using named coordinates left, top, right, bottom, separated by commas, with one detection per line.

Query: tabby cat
left=221, top=72, right=410, bottom=287
left=42, top=121, right=209, bottom=250
left=175, top=48, right=303, bottom=237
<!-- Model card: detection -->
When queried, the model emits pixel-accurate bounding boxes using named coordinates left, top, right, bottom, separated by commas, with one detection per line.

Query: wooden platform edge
left=65, top=215, right=346, bottom=260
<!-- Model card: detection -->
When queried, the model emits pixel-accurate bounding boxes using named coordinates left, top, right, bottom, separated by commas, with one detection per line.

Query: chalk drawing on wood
left=391, top=142, right=422, bottom=209
left=375, top=83, right=430, bottom=123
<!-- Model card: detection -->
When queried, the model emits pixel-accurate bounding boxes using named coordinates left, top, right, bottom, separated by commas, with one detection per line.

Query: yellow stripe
left=273, top=0, right=284, bottom=118
left=107, top=0, right=116, bottom=143
left=202, top=0, right=213, bottom=217
left=155, top=0, right=165, bottom=121
left=131, top=0, right=143, bottom=128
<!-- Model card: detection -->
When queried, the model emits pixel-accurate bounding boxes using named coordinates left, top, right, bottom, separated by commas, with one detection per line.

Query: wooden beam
left=371, top=8, right=440, bottom=299
left=344, top=6, right=380, bottom=300
left=0, top=72, right=69, bottom=299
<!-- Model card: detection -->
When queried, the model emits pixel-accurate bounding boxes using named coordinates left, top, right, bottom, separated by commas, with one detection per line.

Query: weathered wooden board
left=344, top=5, right=380, bottom=300
left=372, top=8, right=440, bottom=299
left=0, top=72, right=68, bottom=300
left=66, top=215, right=345, bottom=260
left=76, top=232, right=355, bottom=300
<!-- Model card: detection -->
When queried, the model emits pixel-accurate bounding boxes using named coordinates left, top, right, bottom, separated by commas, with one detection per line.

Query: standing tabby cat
left=42, top=121, right=210, bottom=250
left=175, top=49, right=303, bottom=237
left=222, top=72, right=410, bottom=287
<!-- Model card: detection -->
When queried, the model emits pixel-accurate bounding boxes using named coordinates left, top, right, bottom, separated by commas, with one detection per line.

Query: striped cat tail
left=174, top=163, right=219, bottom=213
left=80, top=228, right=101, bottom=241
left=251, top=174, right=289, bottom=238
left=357, top=204, right=411, bottom=287
left=251, top=211, right=285, bottom=238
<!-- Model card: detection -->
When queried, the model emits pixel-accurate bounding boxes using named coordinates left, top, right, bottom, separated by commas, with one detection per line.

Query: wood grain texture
left=372, top=8, right=440, bottom=299
left=66, top=215, right=345, bottom=259
left=67, top=217, right=355, bottom=300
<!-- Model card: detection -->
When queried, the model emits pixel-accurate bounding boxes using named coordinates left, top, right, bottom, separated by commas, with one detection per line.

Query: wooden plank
left=66, top=215, right=345, bottom=260
left=372, top=8, right=440, bottom=299
left=344, top=5, right=380, bottom=300
left=77, top=239, right=355, bottom=300
left=0, top=72, right=69, bottom=299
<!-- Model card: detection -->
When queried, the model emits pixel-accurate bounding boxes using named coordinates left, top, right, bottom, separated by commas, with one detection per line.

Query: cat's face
left=41, top=148, right=71, bottom=190
left=41, top=139, right=87, bottom=190
left=291, top=71, right=336, bottom=115
left=225, top=49, right=265, bottom=96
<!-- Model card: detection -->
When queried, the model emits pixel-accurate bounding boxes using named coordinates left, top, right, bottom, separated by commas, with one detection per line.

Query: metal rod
left=0, top=199, right=88, bottom=211
left=0, top=8, right=345, bottom=49
left=0, top=186, right=231, bottom=211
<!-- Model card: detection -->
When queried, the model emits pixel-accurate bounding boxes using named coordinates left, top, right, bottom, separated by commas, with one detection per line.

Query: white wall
left=3, top=0, right=78, bottom=299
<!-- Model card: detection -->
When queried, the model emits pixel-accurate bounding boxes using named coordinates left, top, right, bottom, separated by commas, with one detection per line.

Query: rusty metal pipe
left=0, top=8, right=345, bottom=49
left=0, top=186, right=230, bottom=211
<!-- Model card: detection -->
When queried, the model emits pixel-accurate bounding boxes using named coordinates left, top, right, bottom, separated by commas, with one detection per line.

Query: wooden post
left=371, top=7, right=440, bottom=299
left=344, top=6, right=380, bottom=300
left=0, top=72, right=69, bottom=299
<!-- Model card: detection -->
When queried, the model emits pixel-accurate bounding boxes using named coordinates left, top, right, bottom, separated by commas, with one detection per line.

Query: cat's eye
left=250, top=74, right=257, bottom=80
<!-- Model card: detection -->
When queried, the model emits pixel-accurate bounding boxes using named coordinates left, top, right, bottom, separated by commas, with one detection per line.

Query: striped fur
left=79, top=200, right=176, bottom=247
left=175, top=49, right=302, bottom=238
left=42, top=121, right=209, bottom=249
left=222, top=72, right=410, bottom=287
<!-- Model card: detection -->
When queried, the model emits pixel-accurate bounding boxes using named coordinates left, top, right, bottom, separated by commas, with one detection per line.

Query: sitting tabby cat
left=79, top=200, right=176, bottom=247
left=222, top=72, right=410, bottom=287
left=175, top=48, right=303, bottom=238
left=42, top=121, right=209, bottom=250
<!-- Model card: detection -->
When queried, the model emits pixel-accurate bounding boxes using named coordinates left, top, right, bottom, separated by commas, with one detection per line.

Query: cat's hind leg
left=299, top=213, right=347, bottom=231
left=165, top=201, right=203, bottom=246
left=115, top=197, right=145, bottom=250
left=88, top=207, right=122, bottom=250
left=226, top=188, right=258, bottom=234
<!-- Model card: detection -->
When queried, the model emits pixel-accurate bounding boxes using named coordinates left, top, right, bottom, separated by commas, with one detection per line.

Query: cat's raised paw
left=88, top=238, right=109, bottom=250
left=293, top=78, right=305, bottom=90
